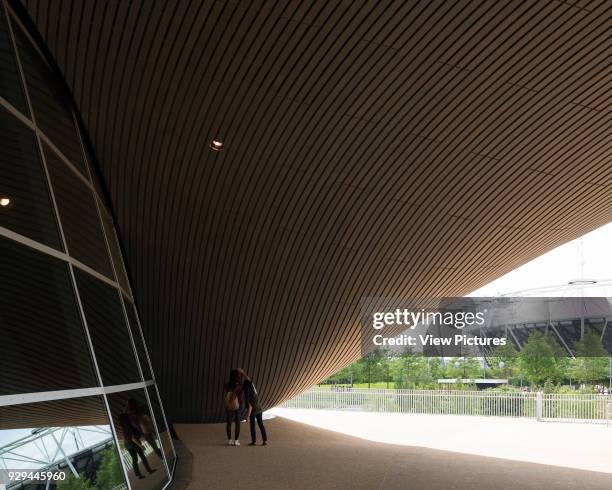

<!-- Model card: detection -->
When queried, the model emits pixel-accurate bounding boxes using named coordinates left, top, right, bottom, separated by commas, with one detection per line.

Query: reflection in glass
left=1, top=5, right=175, bottom=488
left=100, top=205, right=131, bottom=293
left=124, top=299, right=153, bottom=381
left=84, top=143, right=110, bottom=211
left=0, top=396, right=126, bottom=489
left=44, top=143, right=113, bottom=278
left=147, top=385, right=175, bottom=470
left=13, top=27, right=86, bottom=175
left=0, top=106, right=62, bottom=249
left=0, top=5, right=28, bottom=115
left=107, top=390, right=168, bottom=489
left=0, top=237, right=98, bottom=395
left=74, top=269, right=140, bottom=387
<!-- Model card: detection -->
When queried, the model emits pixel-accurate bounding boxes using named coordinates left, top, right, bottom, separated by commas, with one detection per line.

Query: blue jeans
left=249, top=411, right=267, bottom=443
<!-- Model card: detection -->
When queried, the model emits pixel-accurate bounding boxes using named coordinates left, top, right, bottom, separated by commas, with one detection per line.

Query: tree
left=95, top=448, right=124, bottom=489
left=487, top=342, right=519, bottom=380
left=568, top=332, right=609, bottom=384
left=445, top=357, right=481, bottom=380
left=388, top=356, right=405, bottom=387
left=57, top=473, right=94, bottom=490
left=519, top=331, right=565, bottom=386
left=542, top=378, right=556, bottom=394
left=428, top=357, right=446, bottom=381
left=358, top=349, right=387, bottom=387
left=389, top=354, right=434, bottom=388
left=326, top=365, right=352, bottom=385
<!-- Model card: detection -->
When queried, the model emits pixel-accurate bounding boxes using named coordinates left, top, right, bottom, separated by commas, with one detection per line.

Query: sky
left=0, top=427, right=112, bottom=469
left=468, top=221, right=612, bottom=297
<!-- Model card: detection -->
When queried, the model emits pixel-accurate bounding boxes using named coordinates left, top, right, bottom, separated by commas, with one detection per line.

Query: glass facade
left=0, top=3, right=174, bottom=489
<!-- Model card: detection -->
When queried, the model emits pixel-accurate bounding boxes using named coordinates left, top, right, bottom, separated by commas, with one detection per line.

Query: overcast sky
left=468, top=221, right=612, bottom=296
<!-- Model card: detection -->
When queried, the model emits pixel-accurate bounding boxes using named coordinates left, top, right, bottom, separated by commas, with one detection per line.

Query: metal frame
left=499, top=280, right=612, bottom=298
left=0, top=426, right=112, bottom=473
left=89, top=154, right=172, bottom=479
left=485, top=315, right=612, bottom=349
left=2, top=3, right=133, bottom=486
left=0, top=224, right=120, bottom=290
left=75, top=109, right=176, bottom=476
left=0, top=382, right=155, bottom=408
left=548, top=322, right=574, bottom=357
left=1, top=1, right=175, bottom=487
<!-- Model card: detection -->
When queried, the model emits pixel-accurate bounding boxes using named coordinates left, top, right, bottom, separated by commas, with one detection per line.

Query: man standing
left=238, top=368, right=268, bottom=446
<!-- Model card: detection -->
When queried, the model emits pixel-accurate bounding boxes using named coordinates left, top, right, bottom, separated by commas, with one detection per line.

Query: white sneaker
left=228, top=439, right=234, bottom=446
left=234, top=440, right=240, bottom=446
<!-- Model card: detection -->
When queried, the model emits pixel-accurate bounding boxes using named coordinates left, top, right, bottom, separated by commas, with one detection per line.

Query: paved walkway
left=271, top=408, right=612, bottom=474
left=172, top=414, right=612, bottom=489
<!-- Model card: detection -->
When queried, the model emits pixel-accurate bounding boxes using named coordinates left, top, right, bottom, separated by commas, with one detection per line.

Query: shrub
left=57, top=473, right=94, bottom=490
left=95, top=448, right=124, bottom=489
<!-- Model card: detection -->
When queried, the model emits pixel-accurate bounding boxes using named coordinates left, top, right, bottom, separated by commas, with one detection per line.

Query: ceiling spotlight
left=210, top=139, right=224, bottom=151
left=0, top=197, right=11, bottom=207
left=568, top=279, right=597, bottom=285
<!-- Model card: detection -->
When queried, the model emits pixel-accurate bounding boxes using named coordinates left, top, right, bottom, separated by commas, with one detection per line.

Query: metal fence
left=280, top=388, right=612, bottom=424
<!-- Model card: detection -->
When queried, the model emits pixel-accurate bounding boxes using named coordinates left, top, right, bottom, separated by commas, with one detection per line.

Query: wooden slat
left=18, top=0, right=612, bottom=422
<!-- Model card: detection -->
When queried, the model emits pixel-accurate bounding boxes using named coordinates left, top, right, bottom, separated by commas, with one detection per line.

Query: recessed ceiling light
left=210, top=139, right=224, bottom=151
left=568, top=279, right=597, bottom=285
left=0, top=197, right=11, bottom=207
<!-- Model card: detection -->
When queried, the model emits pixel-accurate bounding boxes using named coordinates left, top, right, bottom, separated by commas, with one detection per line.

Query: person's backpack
left=224, top=390, right=239, bottom=411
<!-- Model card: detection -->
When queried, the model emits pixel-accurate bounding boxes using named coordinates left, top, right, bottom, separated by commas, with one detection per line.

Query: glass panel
left=0, top=5, right=28, bottom=115
left=107, top=390, right=168, bottom=489
left=124, top=299, right=153, bottom=381
left=0, top=236, right=98, bottom=395
left=13, top=27, right=87, bottom=175
left=83, top=140, right=110, bottom=207
left=74, top=269, right=141, bottom=386
left=0, top=396, right=127, bottom=489
left=147, top=385, right=175, bottom=470
left=101, top=204, right=131, bottom=293
left=0, top=106, right=62, bottom=248
left=44, top=143, right=114, bottom=278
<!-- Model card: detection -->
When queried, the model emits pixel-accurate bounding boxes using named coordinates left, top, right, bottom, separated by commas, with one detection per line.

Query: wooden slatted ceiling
left=18, top=0, right=612, bottom=422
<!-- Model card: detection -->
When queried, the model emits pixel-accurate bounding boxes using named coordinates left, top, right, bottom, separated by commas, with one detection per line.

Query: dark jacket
left=243, top=379, right=262, bottom=414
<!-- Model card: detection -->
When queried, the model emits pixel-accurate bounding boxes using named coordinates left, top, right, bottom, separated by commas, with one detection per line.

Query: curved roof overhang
left=18, top=0, right=612, bottom=421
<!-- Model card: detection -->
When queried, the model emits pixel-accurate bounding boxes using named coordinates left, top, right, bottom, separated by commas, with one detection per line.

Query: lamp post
left=499, top=361, right=505, bottom=380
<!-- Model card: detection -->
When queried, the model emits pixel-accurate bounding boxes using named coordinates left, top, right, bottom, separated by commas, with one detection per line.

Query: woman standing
left=118, top=412, right=156, bottom=479
left=125, top=398, right=163, bottom=460
left=238, top=368, right=268, bottom=446
left=223, top=369, right=243, bottom=445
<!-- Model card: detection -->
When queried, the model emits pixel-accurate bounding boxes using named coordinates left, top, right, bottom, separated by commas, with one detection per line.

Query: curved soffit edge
left=18, top=0, right=612, bottom=422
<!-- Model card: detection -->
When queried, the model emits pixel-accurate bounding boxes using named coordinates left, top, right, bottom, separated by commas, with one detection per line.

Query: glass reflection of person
left=125, top=398, right=164, bottom=460
left=118, top=412, right=156, bottom=479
